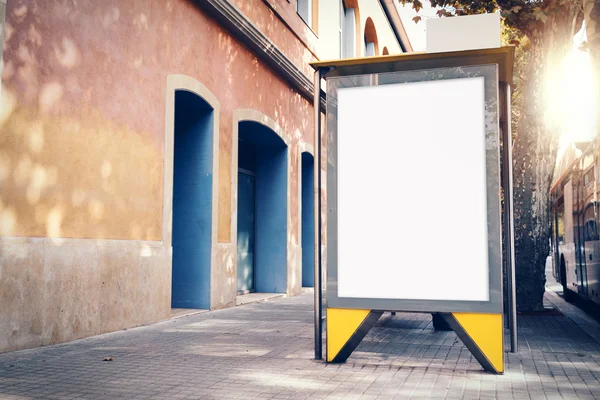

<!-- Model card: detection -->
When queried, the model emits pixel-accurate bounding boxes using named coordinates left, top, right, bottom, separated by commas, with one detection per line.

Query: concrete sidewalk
left=1, top=282, right=599, bottom=399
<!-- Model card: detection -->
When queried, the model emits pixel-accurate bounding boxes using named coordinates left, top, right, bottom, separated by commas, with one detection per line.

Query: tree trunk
left=512, top=37, right=552, bottom=312
left=512, top=7, right=581, bottom=312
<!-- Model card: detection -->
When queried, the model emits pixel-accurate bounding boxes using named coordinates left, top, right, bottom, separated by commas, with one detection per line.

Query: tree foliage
left=399, top=0, right=583, bottom=311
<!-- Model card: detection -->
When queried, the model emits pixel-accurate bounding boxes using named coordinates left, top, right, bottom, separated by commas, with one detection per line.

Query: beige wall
left=318, top=0, right=342, bottom=60
left=0, top=237, right=170, bottom=352
left=318, top=0, right=403, bottom=60
left=358, top=0, right=402, bottom=55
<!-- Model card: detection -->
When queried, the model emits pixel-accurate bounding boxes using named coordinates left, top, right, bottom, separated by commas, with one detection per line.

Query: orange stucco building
left=0, top=0, right=411, bottom=353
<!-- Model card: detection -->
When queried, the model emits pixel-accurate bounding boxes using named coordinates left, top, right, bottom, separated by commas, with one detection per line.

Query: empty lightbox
left=326, top=64, right=502, bottom=313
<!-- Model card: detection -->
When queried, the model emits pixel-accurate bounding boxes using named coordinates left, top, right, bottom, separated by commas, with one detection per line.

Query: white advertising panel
left=336, top=76, right=490, bottom=302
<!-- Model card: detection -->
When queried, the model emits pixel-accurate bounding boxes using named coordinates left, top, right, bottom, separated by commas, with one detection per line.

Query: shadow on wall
left=1, top=0, right=318, bottom=244
left=0, top=1, right=164, bottom=240
left=0, top=93, right=163, bottom=240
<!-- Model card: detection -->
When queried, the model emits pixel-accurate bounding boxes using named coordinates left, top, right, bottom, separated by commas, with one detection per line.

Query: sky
left=395, top=2, right=439, bottom=51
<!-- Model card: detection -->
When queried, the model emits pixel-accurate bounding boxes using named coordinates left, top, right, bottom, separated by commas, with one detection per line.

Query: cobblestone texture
left=0, top=278, right=599, bottom=399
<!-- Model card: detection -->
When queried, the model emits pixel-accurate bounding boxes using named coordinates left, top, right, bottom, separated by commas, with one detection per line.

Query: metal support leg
left=501, top=82, right=517, bottom=353
left=313, top=69, right=323, bottom=360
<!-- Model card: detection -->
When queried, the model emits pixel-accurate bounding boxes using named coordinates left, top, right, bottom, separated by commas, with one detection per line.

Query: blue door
left=171, top=91, right=213, bottom=309
left=237, top=171, right=256, bottom=293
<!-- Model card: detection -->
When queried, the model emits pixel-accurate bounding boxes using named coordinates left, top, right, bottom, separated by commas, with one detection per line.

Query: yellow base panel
left=326, top=308, right=370, bottom=362
left=326, top=309, right=503, bottom=373
left=452, top=312, right=504, bottom=373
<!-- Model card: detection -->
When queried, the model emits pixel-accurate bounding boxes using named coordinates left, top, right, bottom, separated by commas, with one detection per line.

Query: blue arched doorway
left=237, top=121, right=288, bottom=294
left=171, top=90, right=214, bottom=309
left=301, top=152, right=315, bottom=287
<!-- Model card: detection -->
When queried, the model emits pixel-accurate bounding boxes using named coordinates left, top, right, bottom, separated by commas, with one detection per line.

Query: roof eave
left=379, top=0, right=414, bottom=53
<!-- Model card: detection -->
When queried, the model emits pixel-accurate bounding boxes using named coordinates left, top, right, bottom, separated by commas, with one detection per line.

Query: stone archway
left=164, top=75, right=220, bottom=310
left=231, top=110, right=294, bottom=296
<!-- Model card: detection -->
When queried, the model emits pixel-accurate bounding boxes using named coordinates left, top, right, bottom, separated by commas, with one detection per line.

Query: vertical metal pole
left=500, top=82, right=511, bottom=335
left=313, top=68, right=323, bottom=360
left=507, top=83, right=518, bottom=353
left=501, top=82, right=518, bottom=353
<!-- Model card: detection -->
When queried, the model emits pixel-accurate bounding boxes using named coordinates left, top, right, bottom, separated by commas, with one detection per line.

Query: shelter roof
left=310, top=46, right=515, bottom=85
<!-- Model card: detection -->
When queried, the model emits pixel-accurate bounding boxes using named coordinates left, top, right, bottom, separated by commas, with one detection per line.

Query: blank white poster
left=336, top=77, right=490, bottom=302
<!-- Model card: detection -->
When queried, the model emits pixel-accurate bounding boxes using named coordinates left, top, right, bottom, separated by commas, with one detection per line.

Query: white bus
left=551, top=139, right=600, bottom=306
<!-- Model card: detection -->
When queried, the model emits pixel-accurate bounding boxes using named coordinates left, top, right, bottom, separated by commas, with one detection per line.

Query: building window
left=297, top=0, right=312, bottom=27
left=339, top=1, right=344, bottom=58
left=364, top=17, right=378, bottom=56
left=341, top=1, right=357, bottom=58
left=365, top=41, right=375, bottom=56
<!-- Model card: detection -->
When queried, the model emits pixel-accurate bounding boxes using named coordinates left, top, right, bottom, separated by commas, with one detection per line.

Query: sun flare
left=546, top=28, right=597, bottom=158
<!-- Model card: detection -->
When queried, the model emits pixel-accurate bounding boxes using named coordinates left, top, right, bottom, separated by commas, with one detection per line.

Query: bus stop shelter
left=310, top=46, right=516, bottom=374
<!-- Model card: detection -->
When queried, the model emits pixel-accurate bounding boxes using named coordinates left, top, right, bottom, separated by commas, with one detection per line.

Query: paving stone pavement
left=1, top=283, right=599, bottom=399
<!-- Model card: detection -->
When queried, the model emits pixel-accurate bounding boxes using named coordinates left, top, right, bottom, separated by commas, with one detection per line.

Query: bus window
left=552, top=210, right=557, bottom=242
left=557, top=208, right=565, bottom=244
left=584, top=204, right=599, bottom=241
left=585, top=221, right=598, bottom=241
left=585, top=169, right=594, bottom=186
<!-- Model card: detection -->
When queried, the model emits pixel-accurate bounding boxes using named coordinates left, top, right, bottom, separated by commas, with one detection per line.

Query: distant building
left=0, top=0, right=411, bottom=353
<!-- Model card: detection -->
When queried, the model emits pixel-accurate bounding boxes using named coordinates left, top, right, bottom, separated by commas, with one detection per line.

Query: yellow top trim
left=310, top=46, right=515, bottom=85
